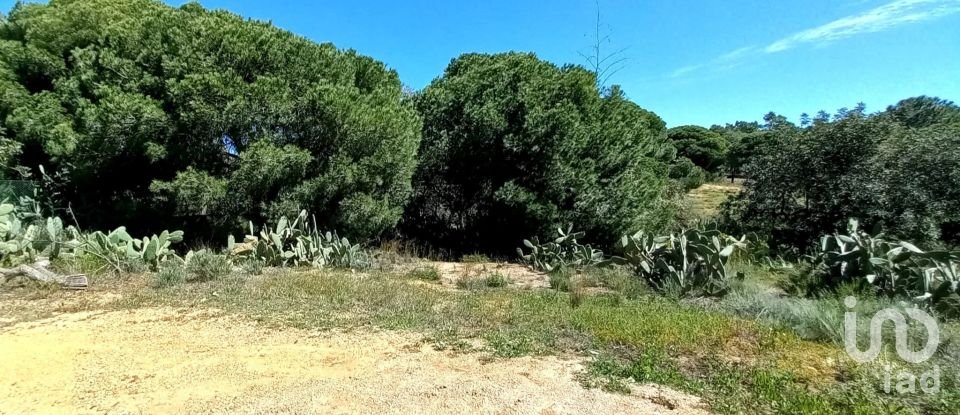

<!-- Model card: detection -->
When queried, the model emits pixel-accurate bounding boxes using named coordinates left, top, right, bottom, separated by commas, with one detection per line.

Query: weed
left=461, top=253, right=490, bottom=263
left=406, top=265, right=441, bottom=281
left=457, top=274, right=510, bottom=290
left=483, top=273, right=510, bottom=288
left=152, top=260, right=186, bottom=288
left=548, top=269, right=572, bottom=292
left=584, top=266, right=649, bottom=298
left=119, top=257, right=150, bottom=274
left=185, top=250, right=232, bottom=281
left=239, top=258, right=264, bottom=275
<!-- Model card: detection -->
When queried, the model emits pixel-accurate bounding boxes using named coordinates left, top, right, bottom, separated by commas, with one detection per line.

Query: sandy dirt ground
left=420, top=261, right=552, bottom=289
left=0, top=307, right=710, bottom=414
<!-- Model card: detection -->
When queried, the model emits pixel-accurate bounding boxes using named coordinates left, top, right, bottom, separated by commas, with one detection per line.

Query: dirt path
left=0, top=307, right=709, bottom=414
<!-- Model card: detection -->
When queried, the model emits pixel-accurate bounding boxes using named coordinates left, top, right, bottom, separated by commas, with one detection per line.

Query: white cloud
left=670, top=64, right=702, bottom=78
left=764, top=0, right=960, bottom=53
left=669, top=0, right=960, bottom=77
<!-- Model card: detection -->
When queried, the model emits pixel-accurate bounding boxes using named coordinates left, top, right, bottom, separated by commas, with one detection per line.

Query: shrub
left=617, top=228, right=747, bottom=297
left=184, top=250, right=232, bottom=281
left=79, top=228, right=184, bottom=272
left=583, top=266, right=649, bottom=298
left=806, top=219, right=960, bottom=311
left=1, top=200, right=184, bottom=272
left=668, top=157, right=707, bottom=191
left=461, top=254, right=490, bottom=263
left=483, top=273, right=510, bottom=288
left=405, top=52, right=676, bottom=254
left=153, top=260, right=187, bottom=288
left=227, top=210, right=369, bottom=269
left=239, top=258, right=265, bottom=276
left=517, top=225, right=607, bottom=272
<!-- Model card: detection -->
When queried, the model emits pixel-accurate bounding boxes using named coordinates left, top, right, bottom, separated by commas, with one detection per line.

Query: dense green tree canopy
left=884, top=96, right=960, bottom=128
left=722, top=98, right=960, bottom=253
left=405, top=52, right=676, bottom=253
left=0, top=0, right=420, bottom=239
left=666, top=125, right=727, bottom=173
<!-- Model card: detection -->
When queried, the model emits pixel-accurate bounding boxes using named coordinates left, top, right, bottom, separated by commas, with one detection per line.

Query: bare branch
left=580, top=0, right=630, bottom=89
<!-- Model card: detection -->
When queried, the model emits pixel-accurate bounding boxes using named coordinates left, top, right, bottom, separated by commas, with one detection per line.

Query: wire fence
left=0, top=180, right=36, bottom=202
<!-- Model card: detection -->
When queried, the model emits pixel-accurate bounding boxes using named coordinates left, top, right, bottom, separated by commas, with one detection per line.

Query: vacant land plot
left=1, top=262, right=955, bottom=414
left=0, top=306, right=707, bottom=414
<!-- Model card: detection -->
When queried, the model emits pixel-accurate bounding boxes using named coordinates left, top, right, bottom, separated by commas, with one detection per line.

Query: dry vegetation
left=686, top=181, right=743, bottom=219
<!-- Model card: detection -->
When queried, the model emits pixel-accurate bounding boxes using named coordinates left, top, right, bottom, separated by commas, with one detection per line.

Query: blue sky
left=3, top=0, right=959, bottom=127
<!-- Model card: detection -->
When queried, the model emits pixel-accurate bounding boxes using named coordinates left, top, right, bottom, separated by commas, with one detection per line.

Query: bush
left=404, top=53, right=676, bottom=254
left=801, top=219, right=960, bottom=311
left=227, top=210, right=370, bottom=270
left=184, top=250, right=232, bottom=281
left=517, top=225, right=607, bottom=272
left=239, top=258, right=264, bottom=276
left=0, top=0, right=420, bottom=240
left=618, top=228, right=747, bottom=297
left=153, top=260, right=187, bottom=288
left=668, top=157, right=707, bottom=191
left=461, top=254, right=490, bottom=263
left=483, top=273, right=510, bottom=288
left=582, top=266, right=650, bottom=298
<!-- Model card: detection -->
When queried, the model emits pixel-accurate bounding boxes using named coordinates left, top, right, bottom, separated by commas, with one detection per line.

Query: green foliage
left=809, top=219, right=960, bottom=312
left=722, top=131, right=769, bottom=178
left=518, top=225, right=607, bottom=272
left=227, top=210, right=368, bottom=269
left=871, top=122, right=960, bottom=243
left=483, top=273, right=510, bottom=288
left=0, top=135, right=22, bottom=179
left=0, top=0, right=420, bottom=240
left=667, top=125, right=728, bottom=173
left=722, top=99, right=960, bottom=252
left=884, top=96, right=960, bottom=128
left=461, top=254, right=490, bottom=263
left=406, top=265, right=440, bottom=281
left=668, top=157, right=707, bottom=191
left=617, top=228, right=747, bottom=297
left=183, top=250, right=232, bottom=282
left=238, top=258, right=264, bottom=276
left=0, top=202, right=21, bottom=262
left=153, top=259, right=186, bottom=288
left=406, top=52, right=676, bottom=254
left=0, top=200, right=82, bottom=265
left=455, top=273, right=511, bottom=290
left=80, top=227, right=184, bottom=272
left=0, top=198, right=185, bottom=272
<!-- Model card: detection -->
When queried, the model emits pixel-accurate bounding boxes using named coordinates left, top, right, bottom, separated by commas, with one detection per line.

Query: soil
left=0, top=307, right=711, bottom=414
left=408, top=261, right=552, bottom=290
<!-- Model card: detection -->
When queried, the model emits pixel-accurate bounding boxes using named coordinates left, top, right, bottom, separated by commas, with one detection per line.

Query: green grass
left=405, top=265, right=441, bottom=281
left=687, top=181, right=743, bottom=219
left=456, top=273, right=511, bottom=290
